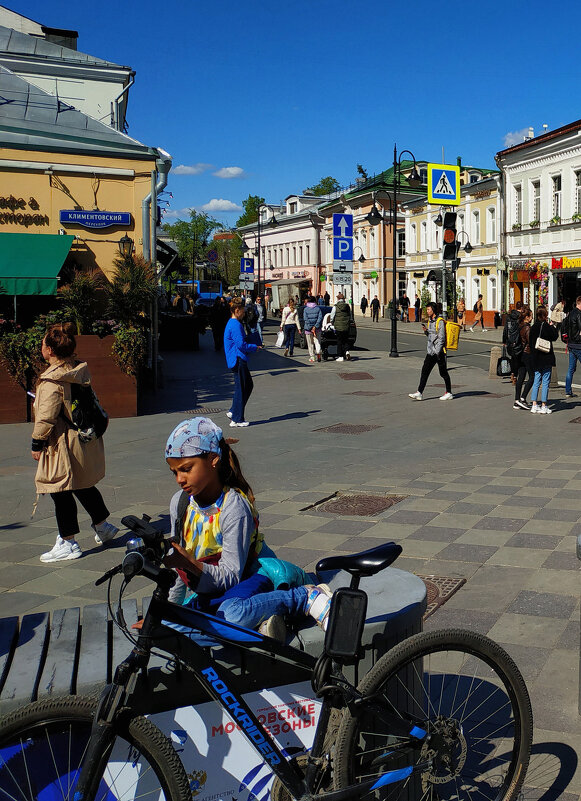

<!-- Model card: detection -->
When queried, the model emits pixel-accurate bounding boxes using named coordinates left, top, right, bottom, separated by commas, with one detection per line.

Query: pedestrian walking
left=370, top=295, right=380, bottom=323
left=280, top=298, right=301, bottom=357
left=360, top=295, right=368, bottom=316
left=255, top=296, right=266, bottom=344
left=550, top=297, right=565, bottom=334
left=563, top=295, right=581, bottom=397
left=513, top=307, right=534, bottom=409
left=323, top=291, right=330, bottom=306
left=330, top=293, right=352, bottom=361
left=210, top=297, right=229, bottom=351
left=224, top=297, right=262, bottom=427
left=414, top=294, right=421, bottom=322
left=529, top=306, right=558, bottom=414
left=503, top=301, right=523, bottom=385
left=400, top=291, right=410, bottom=322
left=469, top=294, right=487, bottom=332
left=409, top=302, right=453, bottom=401
left=456, top=298, right=466, bottom=330
left=303, top=295, right=323, bottom=362
left=31, top=322, right=118, bottom=563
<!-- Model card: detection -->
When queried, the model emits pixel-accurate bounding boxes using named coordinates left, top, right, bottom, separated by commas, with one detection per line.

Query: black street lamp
left=256, top=204, right=277, bottom=297
left=449, top=230, right=473, bottom=322
left=118, top=234, right=133, bottom=258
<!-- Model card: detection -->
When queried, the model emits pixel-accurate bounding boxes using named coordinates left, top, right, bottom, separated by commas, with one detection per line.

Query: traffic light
left=442, top=212, right=457, bottom=260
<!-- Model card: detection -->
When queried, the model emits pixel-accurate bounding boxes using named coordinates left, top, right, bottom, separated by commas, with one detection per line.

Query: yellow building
left=0, top=65, right=170, bottom=310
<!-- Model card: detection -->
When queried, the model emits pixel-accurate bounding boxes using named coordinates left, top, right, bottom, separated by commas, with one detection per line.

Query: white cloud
left=161, top=207, right=193, bottom=220
left=173, top=163, right=213, bottom=175
left=200, top=198, right=242, bottom=213
left=213, top=166, right=246, bottom=179
left=503, top=128, right=531, bottom=148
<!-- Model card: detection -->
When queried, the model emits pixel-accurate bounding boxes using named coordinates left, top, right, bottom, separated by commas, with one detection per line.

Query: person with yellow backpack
left=409, top=302, right=454, bottom=401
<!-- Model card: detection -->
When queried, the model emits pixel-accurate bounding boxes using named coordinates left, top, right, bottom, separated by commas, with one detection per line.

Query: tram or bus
left=175, top=279, right=222, bottom=300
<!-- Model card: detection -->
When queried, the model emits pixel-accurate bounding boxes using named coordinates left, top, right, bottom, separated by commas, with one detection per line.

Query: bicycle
left=0, top=514, right=533, bottom=801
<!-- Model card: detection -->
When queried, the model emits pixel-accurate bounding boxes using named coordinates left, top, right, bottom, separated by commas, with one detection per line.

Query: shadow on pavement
left=251, top=410, right=321, bottom=426
left=523, top=741, right=578, bottom=800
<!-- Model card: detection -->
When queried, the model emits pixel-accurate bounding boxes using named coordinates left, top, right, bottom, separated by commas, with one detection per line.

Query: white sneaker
left=92, top=520, right=119, bottom=546
left=530, top=405, right=540, bottom=414
left=469, top=327, right=474, bottom=332
left=439, top=392, right=454, bottom=400
left=336, top=357, right=344, bottom=362
left=258, top=615, right=287, bottom=642
left=226, top=411, right=233, bottom=419
left=540, top=405, right=553, bottom=414
left=230, top=421, right=250, bottom=427
left=482, top=329, right=487, bottom=332
left=345, top=352, right=351, bottom=361
left=40, top=536, right=82, bottom=563
left=409, top=391, right=422, bottom=400
left=305, top=584, right=333, bottom=631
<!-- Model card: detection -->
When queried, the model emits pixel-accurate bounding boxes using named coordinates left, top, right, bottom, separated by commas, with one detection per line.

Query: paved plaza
left=1, top=319, right=581, bottom=799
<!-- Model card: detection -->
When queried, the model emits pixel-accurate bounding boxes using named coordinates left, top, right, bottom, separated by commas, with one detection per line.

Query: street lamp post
left=450, top=231, right=473, bottom=322
left=256, top=204, right=278, bottom=298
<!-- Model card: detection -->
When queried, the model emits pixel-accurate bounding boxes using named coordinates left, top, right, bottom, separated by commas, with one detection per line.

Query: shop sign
left=60, top=210, right=132, bottom=229
left=510, top=270, right=531, bottom=282
left=270, top=272, right=283, bottom=279
left=0, top=195, right=48, bottom=227
left=291, top=271, right=307, bottom=278
left=552, top=256, right=581, bottom=270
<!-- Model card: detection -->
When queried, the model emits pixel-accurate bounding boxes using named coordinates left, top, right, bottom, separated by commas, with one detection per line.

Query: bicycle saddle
left=316, top=542, right=402, bottom=577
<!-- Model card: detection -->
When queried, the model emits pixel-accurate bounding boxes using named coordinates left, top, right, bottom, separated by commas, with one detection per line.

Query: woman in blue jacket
left=224, top=297, right=262, bottom=427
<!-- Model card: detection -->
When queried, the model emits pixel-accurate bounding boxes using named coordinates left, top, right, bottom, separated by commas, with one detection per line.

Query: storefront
left=508, top=263, right=533, bottom=309
left=552, top=256, right=581, bottom=310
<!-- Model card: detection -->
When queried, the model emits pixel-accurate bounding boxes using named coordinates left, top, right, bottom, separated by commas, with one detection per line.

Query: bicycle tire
left=0, top=694, right=191, bottom=801
left=334, top=628, right=532, bottom=801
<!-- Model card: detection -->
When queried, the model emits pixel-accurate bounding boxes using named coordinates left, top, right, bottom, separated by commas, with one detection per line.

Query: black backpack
left=561, top=314, right=570, bottom=343
left=473, top=301, right=479, bottom=313
left=245, top=305, right=258, bottom=328
left=69, top=384, right=109, bottom=443
left=506, top=319, right=523, bottom=357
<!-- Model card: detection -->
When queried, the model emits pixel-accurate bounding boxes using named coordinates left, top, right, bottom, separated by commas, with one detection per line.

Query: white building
left=496, top=120, right=581, bottom=311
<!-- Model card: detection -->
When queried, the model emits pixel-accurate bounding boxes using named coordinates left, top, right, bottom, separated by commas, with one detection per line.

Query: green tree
left=162, top=210, right=222, bottom=268
left=106, top=254, right=158, bottom=326
left=58, top=269, right=105, bottom=334
left=211, top=236, right=244, bottom=289
left=236, top=195, right=265, bottom=228
left=356, top=164, right=369, bottom=181
left=306, top=176, right=341, bottom=196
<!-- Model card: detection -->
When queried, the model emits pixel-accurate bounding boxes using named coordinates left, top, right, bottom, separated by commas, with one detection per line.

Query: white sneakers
left=531, top=404, right=552, bottom=414
left=336, top=357, right=344, bottom=362
left=409, top=391, right=422, bottom=401
left=258, top=615, right=287, bottom=641
left=230, top=420, right=249, bottom=427
left=439, top=392, right=454, bottom=401
left=409, top=391, right=453, bottom=401
left=92, top=520, right=119, bottom=546
left=226, top=411, right=233, bottom=419
left=305, top=584, right=333, bottom=630
left=40, top=536, right=82, bottom=563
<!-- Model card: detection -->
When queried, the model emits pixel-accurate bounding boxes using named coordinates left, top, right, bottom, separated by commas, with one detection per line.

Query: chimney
left=528, top=127, right=534, bottom=140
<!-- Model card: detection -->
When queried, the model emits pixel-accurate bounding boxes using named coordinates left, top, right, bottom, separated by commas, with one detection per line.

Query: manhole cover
left=320, top=494, right=405, bottom=516
left=416, top=575, right=466, bottom=619
left=183, top=407, right=226, bottom=414
left=570, top=417, right=581, bottom=424
left=315, top=423, right=382, bottom=435
left=345, top=391, right=387, bottom=396
left=338, top=372, right=374, bottom=380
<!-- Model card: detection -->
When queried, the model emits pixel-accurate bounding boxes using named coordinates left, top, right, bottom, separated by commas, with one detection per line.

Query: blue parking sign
left=240, top=258, right=254, bottom=273
left=333, top=237, right=353, bottom=261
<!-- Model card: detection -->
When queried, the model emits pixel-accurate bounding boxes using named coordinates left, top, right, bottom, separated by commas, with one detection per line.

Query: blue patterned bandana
left=165, top=417, right=223, bottom=459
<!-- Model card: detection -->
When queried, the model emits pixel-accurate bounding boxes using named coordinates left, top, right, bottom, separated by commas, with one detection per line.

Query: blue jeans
left=284, top=324, right=296, bottom=354
left=229, top=357, right=253, bottom=423
left=531, top=366, right=551, bottom=403
left=219, top=586, right=309, bottom=628
left=565, top=347, right=581, bottom=393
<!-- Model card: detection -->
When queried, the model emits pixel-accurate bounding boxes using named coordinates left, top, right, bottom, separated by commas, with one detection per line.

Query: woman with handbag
left=529, top=306, right=559, bottom=414
left=550, top=297, right=565, bottom=333
left=280, top=297, right=301, bottom=357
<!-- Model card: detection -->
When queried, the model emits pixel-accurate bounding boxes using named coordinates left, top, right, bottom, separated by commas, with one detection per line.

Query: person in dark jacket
left=303, top=296, right=323, bottom=362
left=370, top=295, right=381, bottom=322
left=360, top=295, right=368, bottom=316
left=513, top=307, right=534, bottom=410
left=330, top=293, right=352, bottom=361
left=529, top=306, right=559, bottom=414
left=503, top=301, right=523, bottom=384
left=564, top=296, right=581, bottom=397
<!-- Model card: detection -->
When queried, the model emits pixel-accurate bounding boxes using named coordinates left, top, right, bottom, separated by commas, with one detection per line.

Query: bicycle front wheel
left=0, top=695, right=191, bottom=801
left=334, top=629, right=532, bottom=801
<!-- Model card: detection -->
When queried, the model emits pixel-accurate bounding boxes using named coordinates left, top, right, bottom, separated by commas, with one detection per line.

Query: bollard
left=489, top=345, right=502, bottom=378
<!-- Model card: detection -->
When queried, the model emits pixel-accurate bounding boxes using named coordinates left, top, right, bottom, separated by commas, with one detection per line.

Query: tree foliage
left=162, top=210, right=222, bottom=267
left=356, top=164, right=369, bottom=181
left=58, top=269, right=105, bottom=334
left=106, top=254, right=158, bottom=326
left=306, top=176, right=341, bottom=196
left=211, top=236, right=244, bottom=288
left=236, top=195, right=265, bottom=228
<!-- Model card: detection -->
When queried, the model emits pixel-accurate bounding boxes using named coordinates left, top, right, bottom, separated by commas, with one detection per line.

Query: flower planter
left=0, top=335, right=137, bottom=424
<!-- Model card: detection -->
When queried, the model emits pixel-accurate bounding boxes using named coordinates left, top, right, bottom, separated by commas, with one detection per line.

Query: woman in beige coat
left=31, top=322, right=118, bottom=562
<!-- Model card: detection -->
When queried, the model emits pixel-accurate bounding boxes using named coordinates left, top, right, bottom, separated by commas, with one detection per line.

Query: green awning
left=0, top=233, right=74, bottom=295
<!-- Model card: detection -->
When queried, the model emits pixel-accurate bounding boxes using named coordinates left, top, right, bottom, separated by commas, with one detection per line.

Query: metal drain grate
left=320, top=494, right=405, bottom=516
left=183, top=408, right=226, bottom=415
left=314, top=423, right=382, bottom=435
left=417, top=575, right=466, bottom=619
left=338, top=372, right=374, bottom=381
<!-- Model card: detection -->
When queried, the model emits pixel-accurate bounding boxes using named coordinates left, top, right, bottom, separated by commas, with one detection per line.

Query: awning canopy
left=0, top=233, right=74, bottom=295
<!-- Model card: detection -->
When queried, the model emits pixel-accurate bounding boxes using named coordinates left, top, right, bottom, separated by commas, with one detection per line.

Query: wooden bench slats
left=0, top=616, right=19, bottom=696
left=77, top=603, right=108, bottom=695
left=37, top=607, right=80, bottom=700
left=0, top=613, right=49, bottom=712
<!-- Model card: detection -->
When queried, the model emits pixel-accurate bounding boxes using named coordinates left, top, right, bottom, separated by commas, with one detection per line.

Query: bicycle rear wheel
left=334, top=629, right=532, bottom=801
left=0, top=695, right=191, bottom=801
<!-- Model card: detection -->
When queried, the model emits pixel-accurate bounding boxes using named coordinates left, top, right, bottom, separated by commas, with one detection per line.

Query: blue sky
left=10, top=0, right=581, bottom=226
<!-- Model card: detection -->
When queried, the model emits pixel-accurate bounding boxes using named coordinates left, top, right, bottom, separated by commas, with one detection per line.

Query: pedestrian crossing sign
left=428, top=163, right=460, bottom=205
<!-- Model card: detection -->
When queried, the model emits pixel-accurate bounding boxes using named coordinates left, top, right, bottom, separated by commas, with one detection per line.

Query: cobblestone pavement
left=1, top=323, right=580, bottom=799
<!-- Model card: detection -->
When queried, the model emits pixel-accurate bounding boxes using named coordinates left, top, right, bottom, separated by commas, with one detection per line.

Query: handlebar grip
left=121, top=514, right=165, bottom=543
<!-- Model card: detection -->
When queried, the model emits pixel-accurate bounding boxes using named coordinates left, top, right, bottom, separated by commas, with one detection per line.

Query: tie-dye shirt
left=170, top=485, right=264, bottom=596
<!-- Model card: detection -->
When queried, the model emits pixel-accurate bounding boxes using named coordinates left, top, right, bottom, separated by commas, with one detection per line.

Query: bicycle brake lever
left=95, top=564, right=123, bottom=586
left=121, top=514, right=165, bottom=544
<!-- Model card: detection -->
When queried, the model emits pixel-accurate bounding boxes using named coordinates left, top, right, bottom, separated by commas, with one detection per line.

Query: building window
left=420, top=221, right=427, bottom=252
left=361, top=229, right=367, bottom=258
left=398, top=230, right=405, bottom=257
left=532, top=180, right=541, bottom=221
left=552, top=175, right=562, bottom=218
left=289, top=202, right=297, bottom=214
left=306, top=244, right=310, bottom=264
left=409, top=223, right=416, bottom=253
left=575, top=171, right=581, bottom=214
left=470, top=173, right=479, bottom=184
left=398, top=272, right=407, bottom=296
left=299, top=246, right=303, bottom=265
left=370, top=228, right=377, bottom=258
left=326, top=238, right=332, bottom=262
left=488, top=276, right=497, bottom=309
left=514, top=185, right=522, bottom=225
left=292, top=247, right=297, bottom=266
left=420, top=168, right=427, bottom=185
left=487, top=207, right=496, bottom=242
left=472, top=210, right=480, bottom=244
left=458, top=212, right=465, bottom=232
